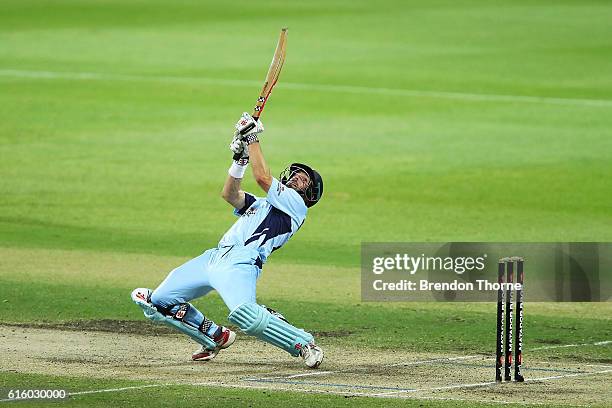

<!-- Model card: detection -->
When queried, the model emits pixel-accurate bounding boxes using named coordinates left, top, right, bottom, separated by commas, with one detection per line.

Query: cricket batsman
left=131, top=113, right=324, bottom=368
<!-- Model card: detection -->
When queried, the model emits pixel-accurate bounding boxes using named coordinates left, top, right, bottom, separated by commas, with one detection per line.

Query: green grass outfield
left=1, top=0, right=611, bottom=406
left=1, top=372, right=507, bottom=408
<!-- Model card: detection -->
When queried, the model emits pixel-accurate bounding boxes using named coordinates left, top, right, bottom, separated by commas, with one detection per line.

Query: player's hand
left=235, top=112, right=264, bottom=139
left=229, top=135, right=249, bottom=160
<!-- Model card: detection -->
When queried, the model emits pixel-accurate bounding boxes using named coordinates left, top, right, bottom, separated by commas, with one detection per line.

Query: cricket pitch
left=1, top=325, right=610, bottom=406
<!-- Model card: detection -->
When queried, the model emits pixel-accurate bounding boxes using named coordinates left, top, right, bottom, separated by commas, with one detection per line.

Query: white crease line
left=239, top=382, right=537, bottom=406
left=284, top=371, right=334, bottom=379
left=194, top=381, right=373, bottom=397
left=3, top=376, right=594, bottom=406
left=1, top=68, right=611, bottom=108
left=16, top=380, right=542, bottom=407
left=69, top=383, right=172, bottom=396
left=200, top=381, right=534, bottom=406
left=387, top=339, right=612, bottom=367
left=373, top=367, right=612, bottom=397
left=252, top=342, right=608, bottom=380
left=424, top=381, right=499, bottom=392
left=248, top=355, right=483, bottom=381
left=0, top=383, right=172, bottom=402
left=525, top=369, right=612, bottom=382
left=244, top=370, right=336, bottom=381
left=531, top=340, right=611, bottom=351
left=248, top=355, right=483, bottom=380
left=373, top=380, right=498, bottom=396
left=584, top=363, right=612, bottom=368
left=387, top=354, right=482, bottom=367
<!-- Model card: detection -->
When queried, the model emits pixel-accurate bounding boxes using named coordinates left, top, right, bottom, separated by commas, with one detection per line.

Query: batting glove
left=235, top=112, right=264, bottom=145
left=229, top=135, right=249, bottom=161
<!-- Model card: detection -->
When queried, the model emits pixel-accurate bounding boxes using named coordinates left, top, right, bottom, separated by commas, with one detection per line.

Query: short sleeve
left=234, top=192, right=257, bottom=216
left=266, top=178, right=307, bottom=223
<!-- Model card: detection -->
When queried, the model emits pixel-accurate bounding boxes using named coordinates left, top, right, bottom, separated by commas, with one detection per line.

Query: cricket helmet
left=280, top=162, right=323, bottom=207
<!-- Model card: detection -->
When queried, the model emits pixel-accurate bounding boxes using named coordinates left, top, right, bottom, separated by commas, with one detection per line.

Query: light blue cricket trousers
left=150, top=246, right=261, bottom=325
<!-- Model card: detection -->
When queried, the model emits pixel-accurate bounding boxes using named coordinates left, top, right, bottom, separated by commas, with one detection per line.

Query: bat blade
left=252, top=27, right=288, bottom=119
left=233, top=28, right=288, bottom=160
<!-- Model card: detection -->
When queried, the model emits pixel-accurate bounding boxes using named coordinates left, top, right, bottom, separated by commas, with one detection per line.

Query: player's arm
left=249, top=142, right=272, bottom=193
left=221, top=171, right=246, bottom=210
left=223, top=115, right=254, bottom=210
left=234, top=112, right=272, bottom=193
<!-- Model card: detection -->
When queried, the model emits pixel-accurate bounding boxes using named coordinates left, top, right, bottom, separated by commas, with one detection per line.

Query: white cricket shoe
left=131, top=288, right=152, bottom=305
left=300, top=342, right=324, bottom=368
left=192, top=327, right=236, bottom=361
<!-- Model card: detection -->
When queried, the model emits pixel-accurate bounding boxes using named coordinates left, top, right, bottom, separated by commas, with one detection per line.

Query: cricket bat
left=233, top=27, right=288, bottom=160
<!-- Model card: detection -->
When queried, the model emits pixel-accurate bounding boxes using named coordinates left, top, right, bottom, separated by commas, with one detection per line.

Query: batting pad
left=131, top=289, right=217, bottom=350
left=229, top=302, right=313, bottom=356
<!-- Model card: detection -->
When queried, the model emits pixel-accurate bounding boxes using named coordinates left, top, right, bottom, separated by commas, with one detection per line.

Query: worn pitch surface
left=2, top=326, right=610, bottom=406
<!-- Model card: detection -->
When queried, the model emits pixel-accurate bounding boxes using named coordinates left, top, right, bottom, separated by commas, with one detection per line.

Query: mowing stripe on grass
left=1, top=68, right=612, bottom=108
left=530, top=340, right=611, bottom=351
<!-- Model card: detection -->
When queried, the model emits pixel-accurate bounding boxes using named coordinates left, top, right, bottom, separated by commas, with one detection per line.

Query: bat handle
left=231, top=117, right=260, bottom=161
